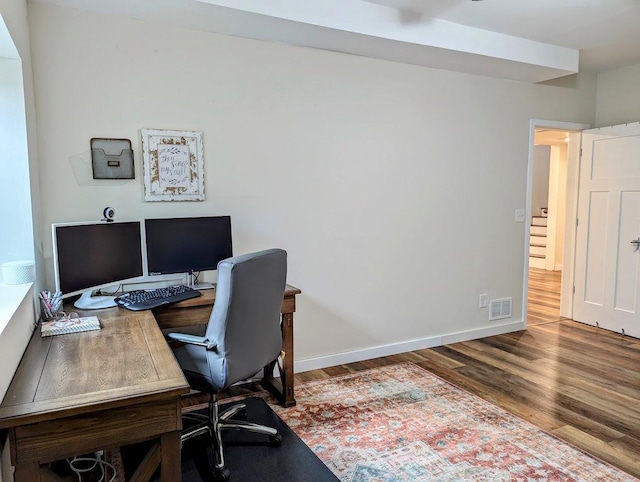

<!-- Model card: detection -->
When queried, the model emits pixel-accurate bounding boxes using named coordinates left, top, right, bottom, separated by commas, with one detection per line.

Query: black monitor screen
left=53, top=221, right=144, bottom=297
left=144, top=216, right=233, bottom=275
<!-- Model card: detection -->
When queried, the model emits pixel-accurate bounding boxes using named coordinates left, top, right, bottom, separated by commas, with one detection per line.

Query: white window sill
left=0, top=283, right=35, bottom=400
left=0, top=283, right=34, bottom=336
left=0, top=281, right=35, bottom=482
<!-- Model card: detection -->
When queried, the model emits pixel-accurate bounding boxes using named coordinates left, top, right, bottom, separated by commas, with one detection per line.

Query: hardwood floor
left=527, top=267, right=562, bottom=325
left=294, top=273, right=640, bottom=478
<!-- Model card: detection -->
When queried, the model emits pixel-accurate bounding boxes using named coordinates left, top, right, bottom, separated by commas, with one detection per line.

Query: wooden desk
left=0, top=283, right=301, bottom=479
left=153, top=284, right=301, bottom=408
left=0, top=309, right=189, bottom=481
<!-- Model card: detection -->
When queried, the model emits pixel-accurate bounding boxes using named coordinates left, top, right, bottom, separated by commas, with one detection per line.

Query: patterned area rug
left=260, top=362, right=637, bottom=482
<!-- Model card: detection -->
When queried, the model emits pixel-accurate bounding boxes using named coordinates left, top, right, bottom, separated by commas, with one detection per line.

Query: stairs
left=529, top=208, right=548, bottom=269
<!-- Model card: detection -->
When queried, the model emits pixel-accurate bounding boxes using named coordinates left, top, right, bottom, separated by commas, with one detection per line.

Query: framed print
left=141, top=128, right=205, bottom=201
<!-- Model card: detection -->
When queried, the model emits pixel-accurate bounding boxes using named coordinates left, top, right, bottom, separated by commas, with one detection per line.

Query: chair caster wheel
left=214, top=467, right=231, bottom=481
left=269, top=433, right=283, bottom=447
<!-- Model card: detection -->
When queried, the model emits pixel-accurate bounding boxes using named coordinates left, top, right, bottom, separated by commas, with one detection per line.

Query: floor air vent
left=489, top=297, right=512, bottom=321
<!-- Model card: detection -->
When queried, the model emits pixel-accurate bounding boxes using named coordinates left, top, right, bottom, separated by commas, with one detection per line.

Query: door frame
left=523, top=119, right=590, bottom=326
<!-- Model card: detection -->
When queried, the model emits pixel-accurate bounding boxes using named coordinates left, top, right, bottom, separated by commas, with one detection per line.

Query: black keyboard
left=115, top=285, right=201, bottom=311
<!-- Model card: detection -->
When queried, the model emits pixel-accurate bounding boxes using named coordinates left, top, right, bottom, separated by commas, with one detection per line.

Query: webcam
left=102, top=207, right=115, bottom=222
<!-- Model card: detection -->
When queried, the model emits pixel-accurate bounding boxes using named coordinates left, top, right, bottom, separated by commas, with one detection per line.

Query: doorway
left=524, top=120, right=589, bottom=327
left=527, top=129, right=566, bottom=324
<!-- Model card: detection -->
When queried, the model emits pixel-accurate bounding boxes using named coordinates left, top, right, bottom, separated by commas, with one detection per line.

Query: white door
left=573, top=123, right=640, bottom=337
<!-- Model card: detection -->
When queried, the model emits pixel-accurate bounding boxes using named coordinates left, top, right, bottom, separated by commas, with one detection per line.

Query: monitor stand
left=74, top=290, right=117, bottom=310
left=187, top=272, right=215, bottom=290
left=193, top=282, right=214, bottom=290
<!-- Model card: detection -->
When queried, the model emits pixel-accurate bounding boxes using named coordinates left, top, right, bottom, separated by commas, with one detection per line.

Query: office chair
left=166, top=248, right=287, bottom=481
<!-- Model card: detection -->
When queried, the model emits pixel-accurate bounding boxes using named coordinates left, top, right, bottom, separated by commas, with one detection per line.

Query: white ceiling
left=25, top=0, right=640, bottom=83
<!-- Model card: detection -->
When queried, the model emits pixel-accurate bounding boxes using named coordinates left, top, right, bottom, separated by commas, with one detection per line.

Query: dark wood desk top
left=171, top=284, right=301, bottom=308
left=0, top=308, right=189, bottom=429
left=153, top=284, right=301, bottom=329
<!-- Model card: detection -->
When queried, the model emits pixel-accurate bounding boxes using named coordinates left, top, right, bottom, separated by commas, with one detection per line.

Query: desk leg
left=280, top=312, right=295, bottom=407
left=262, top=312, right=296, bottom=407
left=14, top=462, right=42, bottom=481
left=160, top=431, right=181, bottom=481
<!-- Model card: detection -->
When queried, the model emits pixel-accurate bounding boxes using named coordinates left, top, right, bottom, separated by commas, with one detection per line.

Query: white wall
left=596, top=62, right=640, bottom=127
left=0, top=1, right=40, bottom=479
left=0, top=57, right=32, bottom=267
left=531, top=145, right=550, bottom=217
left=0, top=0, right=43, bottom=287
left=29, top=4, right=597, bottom=365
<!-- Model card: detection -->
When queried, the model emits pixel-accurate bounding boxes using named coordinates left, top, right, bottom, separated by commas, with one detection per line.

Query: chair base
left=181, top=395, right=281, bottom=480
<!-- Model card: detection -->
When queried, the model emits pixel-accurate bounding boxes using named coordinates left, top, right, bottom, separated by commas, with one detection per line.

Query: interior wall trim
left=294, top=320, right=524, bottom=373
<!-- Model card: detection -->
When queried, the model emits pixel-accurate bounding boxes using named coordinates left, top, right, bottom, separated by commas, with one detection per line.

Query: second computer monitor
left=144, top=216, right=233, bottom=285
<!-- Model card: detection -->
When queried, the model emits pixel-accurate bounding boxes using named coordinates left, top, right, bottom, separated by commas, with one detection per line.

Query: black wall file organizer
left=90, top=138, right=135, bottom=179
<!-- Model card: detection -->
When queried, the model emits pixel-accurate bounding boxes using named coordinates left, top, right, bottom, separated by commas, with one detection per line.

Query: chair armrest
left=167, top=332, right=217, bottom=350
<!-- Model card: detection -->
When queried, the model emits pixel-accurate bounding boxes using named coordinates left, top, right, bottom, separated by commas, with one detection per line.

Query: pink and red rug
left=261, top=362, right=637, bottom=482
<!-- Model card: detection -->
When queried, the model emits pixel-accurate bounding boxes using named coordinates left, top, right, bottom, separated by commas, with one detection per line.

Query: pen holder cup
left=40, top=298, right=63, bottom=322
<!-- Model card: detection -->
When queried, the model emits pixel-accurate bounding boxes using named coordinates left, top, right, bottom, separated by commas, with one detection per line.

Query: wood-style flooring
left=527, top=267, right=562, bottom=325
left=294, top=268, right=640, bottom=478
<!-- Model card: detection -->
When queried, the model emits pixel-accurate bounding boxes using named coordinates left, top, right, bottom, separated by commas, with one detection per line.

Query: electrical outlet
left=479, top=293, right=487, bottom=308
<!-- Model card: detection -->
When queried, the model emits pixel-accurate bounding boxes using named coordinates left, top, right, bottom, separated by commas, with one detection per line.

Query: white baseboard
left=441, top=320, right=525, bottom=345
left=294, top=320, right=524, bottom=373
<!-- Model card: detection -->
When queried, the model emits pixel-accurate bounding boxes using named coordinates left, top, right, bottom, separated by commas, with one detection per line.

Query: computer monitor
left=144, top=216, right=232, bottom=289
left=52, top=221, right=144, bottom=309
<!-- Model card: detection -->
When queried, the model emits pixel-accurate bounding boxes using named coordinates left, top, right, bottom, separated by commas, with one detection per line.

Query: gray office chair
left=166, top=248, right=287, bottom=481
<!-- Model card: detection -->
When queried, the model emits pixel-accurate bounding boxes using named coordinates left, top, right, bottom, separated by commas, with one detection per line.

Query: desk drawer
left=153, top=290, right=297, bottom=330
left=12, top=398, right=181, bottom=464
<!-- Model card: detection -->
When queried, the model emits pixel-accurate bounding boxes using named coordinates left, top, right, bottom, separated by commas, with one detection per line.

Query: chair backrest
left=205, top=248, right=287, bottom=390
